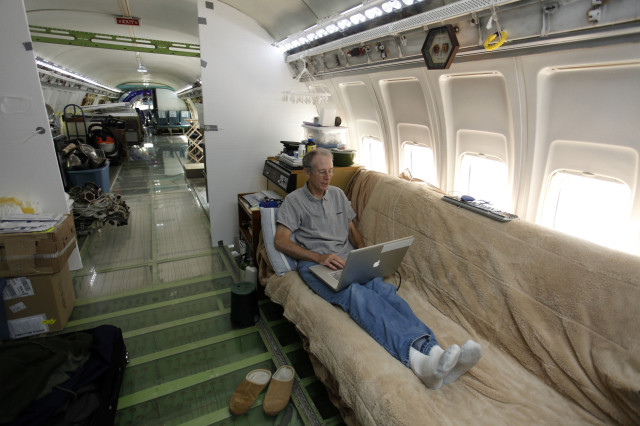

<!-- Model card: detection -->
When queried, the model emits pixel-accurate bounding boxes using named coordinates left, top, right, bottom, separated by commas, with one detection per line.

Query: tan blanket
left=263, top=171, right=640, bottom=425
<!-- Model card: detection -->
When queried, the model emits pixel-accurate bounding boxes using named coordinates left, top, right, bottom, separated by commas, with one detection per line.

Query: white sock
left=443, top=340, right=482, bottom=385
left=409, top=344, right=460, bottom=390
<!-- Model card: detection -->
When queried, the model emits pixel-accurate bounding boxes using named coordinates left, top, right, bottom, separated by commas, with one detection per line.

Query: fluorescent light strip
left=275, top=0, right=426, bottom=51
left=175, top=85, right=194, bottom=95
left=36, top=59, right=121, bottom=93
left=285, top=0, right=518, bottom=61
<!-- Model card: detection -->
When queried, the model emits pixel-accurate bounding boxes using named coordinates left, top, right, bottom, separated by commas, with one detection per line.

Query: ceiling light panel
left=278, top=0, right=431, bottom=53
left=36, top=58, right=121, bottom=93
left=382, top=1, right=402, bottom=13
left=283, top=0, right=517, bottom=61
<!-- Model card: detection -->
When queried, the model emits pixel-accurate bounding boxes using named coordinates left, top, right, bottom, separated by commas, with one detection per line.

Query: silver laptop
left=310, top=236, right=414, bottom=292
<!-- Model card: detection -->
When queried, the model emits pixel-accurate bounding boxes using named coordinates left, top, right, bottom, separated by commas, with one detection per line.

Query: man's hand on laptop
left=317, top=253, right=345, bottom=270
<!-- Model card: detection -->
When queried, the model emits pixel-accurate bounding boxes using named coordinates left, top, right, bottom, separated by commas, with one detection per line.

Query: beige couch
left=257, top=169, right=640, bottom=425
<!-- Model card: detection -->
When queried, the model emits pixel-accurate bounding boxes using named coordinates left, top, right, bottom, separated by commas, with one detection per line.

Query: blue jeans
left=297, top=261, right=438, bottom=367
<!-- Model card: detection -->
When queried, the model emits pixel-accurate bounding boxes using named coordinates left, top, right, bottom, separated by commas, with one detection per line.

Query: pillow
left=260, top=207, right=297, bottom=276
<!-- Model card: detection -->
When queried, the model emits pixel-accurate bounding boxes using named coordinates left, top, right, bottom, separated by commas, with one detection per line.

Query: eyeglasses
left=314, top=169, right=334, bottom=177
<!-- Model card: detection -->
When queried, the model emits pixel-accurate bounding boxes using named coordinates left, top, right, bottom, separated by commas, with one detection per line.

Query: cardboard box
left=0, top=214, right=77, bottom=278
left=2, top=264, right=75, bottom=339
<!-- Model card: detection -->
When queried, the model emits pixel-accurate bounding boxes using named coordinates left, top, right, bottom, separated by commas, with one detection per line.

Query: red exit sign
left=116, top=16, right=140, bottom=26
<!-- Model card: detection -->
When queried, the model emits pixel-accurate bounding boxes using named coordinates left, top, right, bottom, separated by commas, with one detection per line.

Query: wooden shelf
left=237, top=193, right=261, bottom=263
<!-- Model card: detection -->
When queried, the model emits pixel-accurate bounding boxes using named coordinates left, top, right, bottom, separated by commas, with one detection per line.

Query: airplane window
left=402, top=142, right=436, bottom=185
left=540, top=171, right=634, bottom=253
left=455, top=153, right=509, bottom=210
left=361, top=136, right=387, bottom=173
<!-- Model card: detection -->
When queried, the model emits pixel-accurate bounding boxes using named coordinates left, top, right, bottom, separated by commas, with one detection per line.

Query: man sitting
left=274, top=148, right=481, bottom=389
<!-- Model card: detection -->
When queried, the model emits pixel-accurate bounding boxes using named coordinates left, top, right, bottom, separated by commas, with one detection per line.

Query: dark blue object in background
left=0, top=279, right=9, bottom=340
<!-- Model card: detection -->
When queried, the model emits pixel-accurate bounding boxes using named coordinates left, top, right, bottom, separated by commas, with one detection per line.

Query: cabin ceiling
left=218, top=0, right=361, bottom=42
left=23, top=0, right=360, bottom=94
left=25, top=0, right=203, bottom=92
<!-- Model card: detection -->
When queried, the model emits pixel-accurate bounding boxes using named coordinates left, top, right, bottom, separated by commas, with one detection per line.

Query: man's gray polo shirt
left=277, top=184, right=356, bottom=259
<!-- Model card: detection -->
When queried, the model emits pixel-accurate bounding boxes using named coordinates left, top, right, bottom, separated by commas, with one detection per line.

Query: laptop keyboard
left=329, top=270, right=342, bottom=280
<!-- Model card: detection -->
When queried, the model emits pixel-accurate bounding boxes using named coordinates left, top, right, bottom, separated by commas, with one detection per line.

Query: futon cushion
left=260, top=207, right=297, bottom=276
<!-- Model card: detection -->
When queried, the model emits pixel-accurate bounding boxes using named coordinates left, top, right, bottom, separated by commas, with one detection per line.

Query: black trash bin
left=0, top=279, right=9, bottom=340
left=230, top=281, right=258, bottom=327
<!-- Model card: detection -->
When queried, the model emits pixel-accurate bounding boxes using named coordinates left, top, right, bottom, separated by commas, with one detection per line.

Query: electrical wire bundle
left=68, top=182, right=130, bottom=236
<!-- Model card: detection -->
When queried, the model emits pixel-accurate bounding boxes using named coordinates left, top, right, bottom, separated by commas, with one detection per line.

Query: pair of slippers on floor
left=229, top=365, right=295, bottom=416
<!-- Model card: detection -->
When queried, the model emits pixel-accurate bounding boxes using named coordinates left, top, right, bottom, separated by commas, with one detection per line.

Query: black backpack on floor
left=0, top=325, right=128, bottom=426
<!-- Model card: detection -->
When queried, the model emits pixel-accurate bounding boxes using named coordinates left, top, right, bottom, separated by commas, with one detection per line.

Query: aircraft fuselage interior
left=1, top=0, right=639, bottom=425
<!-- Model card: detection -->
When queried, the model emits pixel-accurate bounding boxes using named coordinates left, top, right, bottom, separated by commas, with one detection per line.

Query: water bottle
left=297, top=143, right=306, bottom=158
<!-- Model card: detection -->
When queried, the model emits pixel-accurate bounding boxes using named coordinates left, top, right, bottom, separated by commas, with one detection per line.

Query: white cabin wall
left=0, top=0, right=81, bottom=268
left=428, top=58, right=524, bottom=212
left=0, top=1, right=69, bottom=215
left=520, top=43, right=640, bottom=217
left=155, top=88, right=187, bottom=111
left=198, top=1, right=316, bottom=247
left=322, top=39, right=640, bottom=253
left=41, top=87, right=85, bottom=113
left=333, top=75, right=388, bottom=172
left=519, top=42, right=640, bottom=253
left=326, top=58, right=525, bottom=202
left=371, top=69, right=441, bottom=183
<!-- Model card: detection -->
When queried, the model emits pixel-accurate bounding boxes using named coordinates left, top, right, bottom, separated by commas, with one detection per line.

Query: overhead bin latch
left=587, top=0, right=603, bottom=23
left=541, top=2, right=559, bottom=37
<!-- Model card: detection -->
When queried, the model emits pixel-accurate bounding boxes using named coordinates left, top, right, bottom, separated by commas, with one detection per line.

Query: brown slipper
left=229, top=369, right=272, bottom=415
left=263, top=365, right=295, bottom=416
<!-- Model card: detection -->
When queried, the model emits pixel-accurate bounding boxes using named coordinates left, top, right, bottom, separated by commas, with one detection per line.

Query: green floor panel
left=271, top=321, right=302, bottom=348
left=115, top=173, right=187, bottom=188
left=260, top=300, right=286, bottom=322
left=157, top=254, right=229, bottom=283
left=114, top=361, right=275, bottom=426
left=305, top=381, right=343, bottom=421
left=118, top=353, right=274, bottom=411
left=69, top=291, right=229, bottom=328
left=153, top=192, right=212, bottom=261
left=116, top=184, right=190, bottom=196
left=128, top=328, right=259, bottom=367
left=72, top=265, right=154, bottom=300
left=282, top=341, right=303, bottom=353
left=285, top=348, right=316, bottom=380
left=113, top=176, right=185, bottom=188
left=64, top=292, right=231, bottom=333
left=181, top=401, right=303, bottom=426
left=66, top=135, right=343, bottom=426
left=115, top=165, right=184, bottom=179
left=124, top=313, right=238, bottom=358
left=70, top=278, right=232, bottom=321
left=76, top=197, right=153, bottom=273
left=218, top=402, right=303, bottom=426
left=266, top=318, right=289, bottom=328
left=120, top=332, right=267, bottom=396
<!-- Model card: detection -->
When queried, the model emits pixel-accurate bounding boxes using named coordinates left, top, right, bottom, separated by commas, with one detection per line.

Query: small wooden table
left=237, top=193, right=261, bottom=263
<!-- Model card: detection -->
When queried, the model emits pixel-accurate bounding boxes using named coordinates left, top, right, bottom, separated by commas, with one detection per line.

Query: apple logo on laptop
left=373, top=260, right=380, bottom=268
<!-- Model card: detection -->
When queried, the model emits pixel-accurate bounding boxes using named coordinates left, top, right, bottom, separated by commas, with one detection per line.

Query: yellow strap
left=484, top=31, right=507, bottom=51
